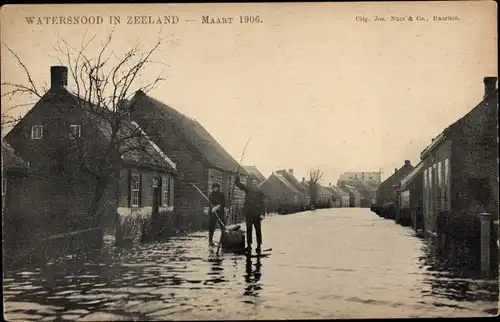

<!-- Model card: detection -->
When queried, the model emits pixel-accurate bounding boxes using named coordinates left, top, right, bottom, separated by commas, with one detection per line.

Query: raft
left=221, top=229, right=246, bottom=251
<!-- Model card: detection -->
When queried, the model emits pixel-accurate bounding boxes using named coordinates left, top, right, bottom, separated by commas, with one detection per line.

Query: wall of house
left=117, top=167, right=175, bottom=215
left=207, top=168, right=247, bottom=224
left=376, top=163, right=414, bottom=209
left=130, top=109, right=209, bottom=230
left=421, top=138, right=451, bottom=235
left=260, top=176, right=300, bottom=213
left=114, top=166, right=175, bottom=242
left=449, top=95, right=498, bottom=216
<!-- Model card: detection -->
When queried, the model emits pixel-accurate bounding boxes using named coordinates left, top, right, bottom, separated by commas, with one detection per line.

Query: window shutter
left=128, top=170, right=132, bottom=208
left=162, top=176, right=166, bottom=206
left=169, top=176, right=174, bottom=209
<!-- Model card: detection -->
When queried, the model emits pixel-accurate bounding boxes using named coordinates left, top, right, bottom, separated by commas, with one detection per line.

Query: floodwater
left=3, top=208, right=499, bottom=320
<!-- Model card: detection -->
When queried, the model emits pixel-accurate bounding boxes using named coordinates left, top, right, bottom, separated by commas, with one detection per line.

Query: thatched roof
left=129, top=90, right=248, bottom=175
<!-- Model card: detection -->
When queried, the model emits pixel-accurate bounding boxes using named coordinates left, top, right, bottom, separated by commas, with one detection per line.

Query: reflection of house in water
left=417, top=237, right=498, bottom=304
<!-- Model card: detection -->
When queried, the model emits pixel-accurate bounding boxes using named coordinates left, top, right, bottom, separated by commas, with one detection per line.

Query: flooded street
left=3, top=208, right=499, bottom=320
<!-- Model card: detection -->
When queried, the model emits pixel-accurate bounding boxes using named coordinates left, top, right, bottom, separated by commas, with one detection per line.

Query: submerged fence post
left=478, top=212, right=493, bottom=277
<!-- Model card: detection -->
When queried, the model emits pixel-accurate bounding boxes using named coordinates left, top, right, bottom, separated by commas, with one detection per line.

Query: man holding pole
left=235, top=173, right=266, bottom=253
left=208, top=182, right=226, bottom=246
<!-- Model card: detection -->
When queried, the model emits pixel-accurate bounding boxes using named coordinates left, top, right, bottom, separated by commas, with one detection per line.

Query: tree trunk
left=89, top=175, right=110, bottom=227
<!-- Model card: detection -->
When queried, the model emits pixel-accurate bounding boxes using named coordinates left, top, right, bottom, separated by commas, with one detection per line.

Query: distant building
left=337, top=171, right=380, bottom=207
left=395, top=161, right=424, bottom=228
left=259, top=172, right=303, bottom=214
left=339, top=183, right=363, bottom=208
left=327, top=185, right=350, bottom=207
left=376, top=160, right=414, bottom=219
left=276, top=169, right=310, bottom=208
left=317, top=185, right=334, bottom=208
left=338, top=171, right=381, bottom=185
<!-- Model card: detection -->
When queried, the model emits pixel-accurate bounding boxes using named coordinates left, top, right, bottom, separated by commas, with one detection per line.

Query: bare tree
left=308, top=167, right=324, bottom=207
left=1, top=44, right=47, bottom=133
left=2, top=31, right=169, bottom=226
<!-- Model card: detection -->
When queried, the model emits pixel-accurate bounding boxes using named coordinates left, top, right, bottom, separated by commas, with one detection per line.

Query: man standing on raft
left=234, top=173, right=266, bottom=253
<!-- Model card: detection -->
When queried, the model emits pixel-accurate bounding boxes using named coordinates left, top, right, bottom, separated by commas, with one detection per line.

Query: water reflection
left=417, top=236, right=498, bottom=305
left=206, top=251, right=226, bottom=285
left=244, top=256, right=262, bottom=297
left=3, top=210, right=499, bottom=320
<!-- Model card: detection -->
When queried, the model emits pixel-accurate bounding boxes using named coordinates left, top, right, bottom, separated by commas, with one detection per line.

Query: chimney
left=302, top=177, right=305, bottom=183
left=329, top=182, right=332, bottom=186
left=289, top=169, right=293, bottom=174
left=484, top=77, right=497, bottom=98
left=404, top=160, right=411, bottom=167
left=51, top=66, right=68, bottom=89
left=395, top=168, right=398, bottom=173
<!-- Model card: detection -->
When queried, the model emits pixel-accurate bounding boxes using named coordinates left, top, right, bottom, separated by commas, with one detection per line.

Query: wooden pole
left=478, top=212, right=493, bottom=277
left=228, top=136, right=251, bottom=221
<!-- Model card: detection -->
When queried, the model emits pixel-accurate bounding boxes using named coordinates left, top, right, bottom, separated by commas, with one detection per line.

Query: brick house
left=339, top=183, right=363, bottom=208
left=259, top=172, right=302, bottom=214
left=420, top=76, right=498, bottom=241
left=3, top=66, right=178, bottom=250
left=317, top=185, right=334, bottom=208
left=276, top=169, right=311, bottom=208
left=337, top=172, right=380, bottom=207
left=327, top=185, right=350, bottom=207
left=375, top=160, right=414, bottom=218
left=128, top=90, right=249, bottom=227
left=394, top=161, right=424, bottom=228
left=2, top=141, right=29, bottom=215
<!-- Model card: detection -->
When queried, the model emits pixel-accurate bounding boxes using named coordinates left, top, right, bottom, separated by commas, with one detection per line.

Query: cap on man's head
left=212, top=183, right=220, bottom=189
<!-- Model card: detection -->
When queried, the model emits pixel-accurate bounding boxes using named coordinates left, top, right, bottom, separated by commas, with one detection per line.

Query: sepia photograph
left=1, top=1, right=498, bottom=320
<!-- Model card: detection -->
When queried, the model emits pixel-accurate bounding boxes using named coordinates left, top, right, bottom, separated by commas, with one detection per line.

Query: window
left=131, top=174, right=141, bottom=207
left=152, top=177, right=159, bottom=188
left=163, top=176, right=170, bottom=206
left=69, top=125, right=81, bottom=139
left=31, top=125, right=43, bottom=139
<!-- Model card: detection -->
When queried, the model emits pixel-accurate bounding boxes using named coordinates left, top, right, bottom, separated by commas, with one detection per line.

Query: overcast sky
left=1, top=2, right=497, bottom=184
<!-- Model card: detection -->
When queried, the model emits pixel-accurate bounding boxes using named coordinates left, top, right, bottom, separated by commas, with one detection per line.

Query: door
left=152, top=176, right=161, bottom=216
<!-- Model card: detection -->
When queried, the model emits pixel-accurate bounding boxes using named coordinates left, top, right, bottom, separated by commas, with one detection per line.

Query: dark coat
left=209, top=190, right=226, bottom=216
left=235, top=177, right=266, bottom=219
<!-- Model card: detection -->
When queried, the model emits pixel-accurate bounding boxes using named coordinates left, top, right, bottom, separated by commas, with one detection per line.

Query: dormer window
left=31, top=125, right=43, bottom=139
left=69, top=125, right=81, bottom=139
